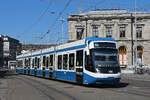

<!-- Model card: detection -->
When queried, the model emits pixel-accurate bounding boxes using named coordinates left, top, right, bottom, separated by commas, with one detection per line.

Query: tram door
left=76, top=50, right=83, bottom=84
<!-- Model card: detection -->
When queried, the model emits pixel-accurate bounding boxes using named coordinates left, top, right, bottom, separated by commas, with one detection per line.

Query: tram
left=16, top=37, right=121, bottom=85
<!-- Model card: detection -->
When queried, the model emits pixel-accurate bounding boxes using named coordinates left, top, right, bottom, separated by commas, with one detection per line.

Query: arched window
left=119, top=46, right=127, bottom=67
left=136, top=46, right=143, bottom=66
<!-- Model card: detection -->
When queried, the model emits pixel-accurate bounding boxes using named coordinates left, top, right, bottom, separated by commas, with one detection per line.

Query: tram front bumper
left=95, top=77, right=120, bottom=85
left=83, top=73, right=121, bottom=85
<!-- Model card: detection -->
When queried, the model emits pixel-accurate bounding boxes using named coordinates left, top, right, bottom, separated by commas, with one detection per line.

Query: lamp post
left=134, top=0, right=138, bottom=73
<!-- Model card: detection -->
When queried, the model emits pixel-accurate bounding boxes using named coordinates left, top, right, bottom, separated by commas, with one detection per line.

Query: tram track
left=107, top=87, right=150, bottom=98
left=6, top=77, right=16, bottom=100
left=11, top=74, right=150, bottom=100
left=15, top=75, right=78, bottom=100
left=91, top=81, right=150, bottom=98
left=15, top=77, right=55, bottom=100
left=23, top=76, right=150, bottom=98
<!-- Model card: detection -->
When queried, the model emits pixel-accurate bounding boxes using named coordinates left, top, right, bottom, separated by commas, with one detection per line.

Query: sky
left=0, top=0, right=150, bottom=44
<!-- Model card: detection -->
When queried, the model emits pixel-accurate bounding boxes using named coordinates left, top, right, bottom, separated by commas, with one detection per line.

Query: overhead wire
left=21, top=0, right=53, bottom=43
left=39, top=0, right=73, bottom=41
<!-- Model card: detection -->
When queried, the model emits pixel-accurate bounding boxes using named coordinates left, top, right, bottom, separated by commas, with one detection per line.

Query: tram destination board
left=94, top=42, right=116, bottom=48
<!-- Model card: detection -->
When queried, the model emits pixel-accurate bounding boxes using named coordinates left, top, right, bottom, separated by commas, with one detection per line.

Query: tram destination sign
left=94, top=42, right=116, bottom=48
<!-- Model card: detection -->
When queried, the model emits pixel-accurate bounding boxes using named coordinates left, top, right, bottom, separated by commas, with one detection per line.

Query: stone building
left=0, top=35, right=22, bottom=67
left=68, top=9, right=150, bottom=68
left=22, top=44, right=55, bottom=51
left=0, top=38, right=3, bottom=67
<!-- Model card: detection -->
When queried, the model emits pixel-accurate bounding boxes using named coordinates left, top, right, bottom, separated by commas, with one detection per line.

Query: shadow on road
left=46, top=78, right=129, bottom=89
left=84, top=82, right=129, bottom=89
left=0, top=70, right=19, bottom=79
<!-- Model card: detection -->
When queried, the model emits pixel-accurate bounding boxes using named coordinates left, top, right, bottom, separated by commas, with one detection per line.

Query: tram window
left=58, top=55, right=62, bottom=69
left=69, top=53, right=75, bottom=70
left=43, top=56, right=46, bottom=66
left=63, top=54, right=68, bottom=70
left=49, top=55, right=53, bottom=66
left=85, top=54, right=95, bottom=72
left=17, top=60, right=23, bottom=67
left=24, top=59, right=27, bottom=67
left=25, top=59, right=29, bottom=67
left=35, top=57, right=38, bottom=66
left=76, top=50, right=83, bottom=66
left=37, top=58, right=40, bottom=68
left=46, top=57, right=49, bottom=69
left=27, top=59, right=29, bottom=67
left=29, top=58, right=31, bottom=66
left=32, top=58, right=35, bottom=68
left=109, top=56, right=117, bottom=61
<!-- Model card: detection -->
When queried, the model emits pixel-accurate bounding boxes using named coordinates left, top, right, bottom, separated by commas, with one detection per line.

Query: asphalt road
left=0, top=71, right=150, bottom=100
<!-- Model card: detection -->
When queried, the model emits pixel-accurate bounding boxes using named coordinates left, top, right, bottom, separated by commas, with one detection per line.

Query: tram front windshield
left=86, top=48, right=120, bottom=73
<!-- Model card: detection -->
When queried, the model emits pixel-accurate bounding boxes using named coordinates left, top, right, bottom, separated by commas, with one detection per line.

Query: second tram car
left=16, top=37, right=121, bottom=85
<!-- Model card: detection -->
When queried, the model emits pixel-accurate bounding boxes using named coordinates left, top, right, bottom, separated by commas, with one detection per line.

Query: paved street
left=0, top=71, right=150, bottom=100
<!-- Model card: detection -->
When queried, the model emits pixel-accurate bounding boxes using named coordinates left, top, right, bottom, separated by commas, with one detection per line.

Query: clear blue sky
left=0, top=0, right=150, bottom=44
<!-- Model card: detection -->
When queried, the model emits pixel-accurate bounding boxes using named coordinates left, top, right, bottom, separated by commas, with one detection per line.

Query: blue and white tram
left=16, top=37, right=121, bottom=85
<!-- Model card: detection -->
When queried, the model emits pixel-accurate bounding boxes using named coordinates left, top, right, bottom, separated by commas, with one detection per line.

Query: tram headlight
left=98, top=64, right=101, bottom=67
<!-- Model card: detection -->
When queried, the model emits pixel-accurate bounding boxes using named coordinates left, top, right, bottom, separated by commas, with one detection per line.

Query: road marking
left=132, top=86, right=140, bottom=89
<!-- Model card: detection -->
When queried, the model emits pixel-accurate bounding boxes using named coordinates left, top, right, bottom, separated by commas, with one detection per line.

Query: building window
left=92, top=26, right=99, bottom=37
left=120, top=27, right=126, bottom=38
left=106, top=27, right=112, bottom=38
left=136, top=27, right=142, bottom=38
left=135, top=46, right=143, bottom=66
left=76, top=28, right=84, bottom=40
left=119, top=46, right=127, bottom=67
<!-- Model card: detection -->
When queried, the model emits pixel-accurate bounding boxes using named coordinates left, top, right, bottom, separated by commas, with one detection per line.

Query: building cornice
left=68, top=15, right=150, bottom=21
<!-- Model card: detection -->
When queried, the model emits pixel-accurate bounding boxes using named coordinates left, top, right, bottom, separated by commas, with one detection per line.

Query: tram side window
left=46, top=56, right=49, bottom=69
left=69, top=53, right=75, bottom=70
left=24, top=59, right=27, bottom=67
left=58, top=55, right=62, bottom=69
left=32, top=58, right=35, bottom=68
left=49, top=55, right=53, bottom=66
left=37, top=58, right=40, bottom=68
left=76, top=50, right=83, bottom=66
left=85, top=53, right=95, bottom=72
left=25, top=59, right=29, bottom=67
left=63, top=54, right=68, bottom=70
left=43, top=56, right=46, bottom=66
left=29, top=58, right=31, bottom=66
left=27, top=59, right=29, bottom=67
left=35, top=57, right=38, bottom=67
left=17, top=60, right=23, bottom=67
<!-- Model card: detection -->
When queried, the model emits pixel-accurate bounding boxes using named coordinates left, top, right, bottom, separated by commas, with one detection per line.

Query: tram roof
left=17, top=37, right=116, bottom=59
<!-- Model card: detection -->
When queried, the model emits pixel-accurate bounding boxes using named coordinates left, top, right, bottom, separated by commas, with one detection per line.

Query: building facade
left=68, top=9, right=150, bottom=68
left=22, top=44, right=55, bottom=51
left=0, top=38, right=3, bottom=67
left=0, top=35, right=22, bottom=67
